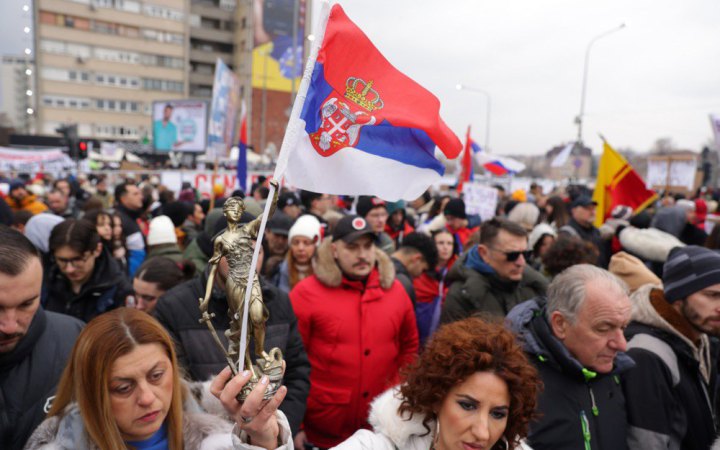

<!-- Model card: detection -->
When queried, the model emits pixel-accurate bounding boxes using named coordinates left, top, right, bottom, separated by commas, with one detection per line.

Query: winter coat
left=153, top=272, right=310, bottom=437
left=42, top=248, right=132, bottom=323
left=23, top=382, right=294, bottom=450
left=183, top=234, right=212, bottom=273
left=0, top=308, right=83, bottom=450
left=622, top=284, right=718, bottom=450
left=506, top=298, right=634, bottom=450
left=147, top=243, right=184, bottom=263
left=7, top=194, right=48, bottom=215
left=115, top=203, right=146, bottom=276
left=392, top=257, right=416, bottom=305
left=269, top=259, right=291, bottom=294
left=290, top=239, right=419, bottom=448
left=440, top=246, right=548, bottom=324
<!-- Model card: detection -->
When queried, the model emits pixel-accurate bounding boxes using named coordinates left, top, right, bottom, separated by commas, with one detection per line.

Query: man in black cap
left=560, top=195, right=606, bottom=266
left=262, top=212, right=294, bottom=275
left=622, top=245, right=720, bottom=450
left=290, top=215, right=418, bottom=449
left=278, top=192, right=302, bottom=219
left=356, top=195, right=395, bottom=254
left=443, top=198, right=479, bottom=253
left=390, top=232, right=438, bottom=304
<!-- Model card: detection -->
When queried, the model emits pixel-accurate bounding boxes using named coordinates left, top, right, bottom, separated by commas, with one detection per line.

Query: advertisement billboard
left=251, top=0, right=307, bottom=92
left=152, top=100, right=208, bottom=153
left=207, top=59, right=241, bottom=159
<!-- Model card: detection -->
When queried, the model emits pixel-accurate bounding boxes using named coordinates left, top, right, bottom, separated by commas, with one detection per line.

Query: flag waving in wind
left=458, top=126, right=481, bottom=192
left=592, top=138, right=657, bottom=227
left=281, top=4, right=462, bottom=201
left=236, top=100, right=248, bottom=192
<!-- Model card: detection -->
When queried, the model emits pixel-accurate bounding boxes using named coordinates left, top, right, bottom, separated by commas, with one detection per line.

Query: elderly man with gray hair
left=506, top=264, right=634, bottom=450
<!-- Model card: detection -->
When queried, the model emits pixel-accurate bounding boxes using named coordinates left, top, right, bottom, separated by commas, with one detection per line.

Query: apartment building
left=0, top=55, right=35, bottom=133
left=33, top=0, right=189, bottom=141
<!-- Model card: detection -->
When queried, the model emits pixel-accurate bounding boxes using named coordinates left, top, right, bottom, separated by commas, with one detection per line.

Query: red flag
left=458, top=126, right=473, bottom=192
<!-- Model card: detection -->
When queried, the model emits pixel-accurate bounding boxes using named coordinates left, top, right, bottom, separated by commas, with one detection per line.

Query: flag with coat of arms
left=276, top=3, right=462, bottom=201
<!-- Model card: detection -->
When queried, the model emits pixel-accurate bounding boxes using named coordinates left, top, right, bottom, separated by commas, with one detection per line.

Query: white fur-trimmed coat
left=23, top=380, right=293, bottom=450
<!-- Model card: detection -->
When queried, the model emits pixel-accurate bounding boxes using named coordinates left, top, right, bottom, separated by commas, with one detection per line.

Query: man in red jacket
left=290, top=215, right=419, bottom=449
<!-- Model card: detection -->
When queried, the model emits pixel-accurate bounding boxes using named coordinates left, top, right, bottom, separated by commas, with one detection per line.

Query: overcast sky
left=2, top=0, right=719, bottom=156
left=319, top=0, right=720, bottom=156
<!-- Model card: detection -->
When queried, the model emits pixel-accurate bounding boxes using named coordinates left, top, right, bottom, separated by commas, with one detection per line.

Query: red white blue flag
left=236, top=100, right=248, bottom=192
left=475, top=147, right=525, bottom=176
left=281, top=4, right=461, bottom=201
left=458, top=126, right=481, bottom=192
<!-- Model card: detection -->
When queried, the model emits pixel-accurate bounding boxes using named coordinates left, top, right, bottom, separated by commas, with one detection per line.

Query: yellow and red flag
left=592, top=139, right=657, bottom=227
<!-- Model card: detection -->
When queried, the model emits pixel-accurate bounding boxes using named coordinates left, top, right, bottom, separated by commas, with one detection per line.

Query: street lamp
left=456, top=83, right=491, bottom=152
left=575, top=22, right=626, bottom=144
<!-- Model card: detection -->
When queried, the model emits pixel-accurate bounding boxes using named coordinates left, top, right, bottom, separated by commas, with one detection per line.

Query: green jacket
left=182, top=238, right=209, bottom=273
left=440, top=247, right=549, bottom=323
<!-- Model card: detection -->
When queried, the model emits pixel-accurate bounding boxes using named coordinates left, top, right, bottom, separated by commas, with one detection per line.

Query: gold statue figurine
left=199, top=180, right=283, bottom=400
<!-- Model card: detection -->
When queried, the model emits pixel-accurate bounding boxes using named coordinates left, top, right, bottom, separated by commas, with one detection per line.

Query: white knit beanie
left=289, top=214, right=322, bottom=243
left=147, top=215, right=177, bottom=246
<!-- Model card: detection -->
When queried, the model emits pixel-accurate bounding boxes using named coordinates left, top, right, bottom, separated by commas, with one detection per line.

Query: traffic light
left=78, top=141, right=88, bottom=160
left=55, top=124, right=79, bottom=159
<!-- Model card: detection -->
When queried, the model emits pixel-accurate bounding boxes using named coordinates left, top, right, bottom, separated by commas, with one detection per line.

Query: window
left=69, top=71, right=77, bottom=80
left=81, top=72, right=89, bottom=81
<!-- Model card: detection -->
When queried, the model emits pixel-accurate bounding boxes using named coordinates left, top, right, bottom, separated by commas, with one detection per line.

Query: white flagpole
left=236, top=0, right=332, bottom=373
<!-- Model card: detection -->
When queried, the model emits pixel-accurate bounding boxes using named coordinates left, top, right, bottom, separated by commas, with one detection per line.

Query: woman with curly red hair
left=332, top=317, right=540, bottom=450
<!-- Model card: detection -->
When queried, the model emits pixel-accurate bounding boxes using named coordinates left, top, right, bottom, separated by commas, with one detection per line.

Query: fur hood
left=619, top=226, right=684, bottom=262
left=313, top=238, right=396, bottom=289
left=366, top=388, right=433, bottom=449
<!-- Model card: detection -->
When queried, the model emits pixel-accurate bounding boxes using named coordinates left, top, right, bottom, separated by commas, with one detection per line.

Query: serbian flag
left=236, top=100, right=248, bottom=192
left=592, top=138, right=658, bottom=227
left=280, top=4, right=461, bottom=201
left=458, top=126, right=481, bottom=192
left=474, top=147, right=525, bottom=176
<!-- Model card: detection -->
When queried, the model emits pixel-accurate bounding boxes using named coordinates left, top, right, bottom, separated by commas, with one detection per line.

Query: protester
left=24, top=307, right=291, bottom=450
left=146, top=215, right=184, bottom=262
left=333, top=317, right=539, bottom=450
left=441, top=218, right=547, bottom=323
left=507, top=202, right=541, bottom=232
left=559, top=195, right=607, bottom=267
left=10, top=209, right=32, bottom=233
left=527, top=222, right=556, bottom=271
left=443, top=198, right=479, bottom=253
left=181, top=202, right=205, bottom=243
left=82, top=208, right=114, bottom=251
left=44, top=219, right=131, bottom=322
left=622, top=246, right=720, bottom=450
left=154, top=201, right=310, bottom=438
left=263, top=211, right=294, bottom=266
left=129, top=256, right=195, bottom=313
left=114, top=181, right=147, bottom=275
left=384, top=200, right=415, bottom=248
left=356, top=195, right=395, bottom=254
left=544, top=195, right=569, bottom=229
left=390, top=231, right=438, bottom=305
left=0, top=226, right=83, bottom=450
left=540, top=235, right=600, bottom=278
left=290, top=215, right=419, bottom=448
left=413, top=229, right=459, bottom=346
left=506, top=264, right=633, bottom=450
left=6, top=180, right=48, bottom=215
left=46, top=188, right=77, bottom=219
left=270, top=214, right=322, bottom=293
left=278, top=191, right=302, bottom=219
left=300, top=190, right=330, bottom=231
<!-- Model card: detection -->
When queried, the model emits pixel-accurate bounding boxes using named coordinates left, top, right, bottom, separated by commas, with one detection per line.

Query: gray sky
left=321, top=0, right=720, bottom=155
left=2, top=0, right=718, bottom=156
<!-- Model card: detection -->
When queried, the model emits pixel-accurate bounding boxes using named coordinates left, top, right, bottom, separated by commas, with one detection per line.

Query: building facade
left=33, top=0, right=189, bottom=141
left=0, top=55, right=35, bottom=133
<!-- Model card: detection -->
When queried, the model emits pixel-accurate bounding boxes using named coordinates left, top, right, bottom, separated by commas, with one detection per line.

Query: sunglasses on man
left=488, top=247, right=532, bottom=262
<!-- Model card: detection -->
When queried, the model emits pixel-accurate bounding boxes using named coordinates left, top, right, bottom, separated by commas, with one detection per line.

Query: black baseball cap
left=356, top=196, right=387, bottom=218
left=267, top=212, right=293, bottom=236
left=278, top=192, right=300, bottom=209
left=571, top=195, right=598, bottom=208
left=332, top=215, right=377, bottom=243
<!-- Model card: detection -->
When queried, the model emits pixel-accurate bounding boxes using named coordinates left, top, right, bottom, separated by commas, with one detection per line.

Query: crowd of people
left=1, top=171, right=720, bottom=450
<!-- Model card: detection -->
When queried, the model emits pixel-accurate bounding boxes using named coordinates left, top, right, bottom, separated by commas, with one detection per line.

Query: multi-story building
left=33, top=0, right=189, bottom=141
left=0, top=55, right=35, bottom=133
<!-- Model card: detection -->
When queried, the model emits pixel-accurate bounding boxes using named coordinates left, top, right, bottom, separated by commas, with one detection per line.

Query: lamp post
left=456, top=83, right=491, bottom=152
left=575, top=22, right=626, bottom=144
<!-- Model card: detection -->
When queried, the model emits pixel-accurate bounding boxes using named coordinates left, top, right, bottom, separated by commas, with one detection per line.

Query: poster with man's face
left=152, top=100, right=208, bottom=153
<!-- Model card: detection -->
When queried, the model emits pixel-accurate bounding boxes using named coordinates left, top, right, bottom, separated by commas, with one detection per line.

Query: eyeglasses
left=55, top=253, right=92, bottom=268
left=488, top=247, right=532, bottom=262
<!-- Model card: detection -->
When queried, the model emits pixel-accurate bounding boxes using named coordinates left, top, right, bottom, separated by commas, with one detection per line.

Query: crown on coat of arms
left=344, top=77, right=384, bottom=112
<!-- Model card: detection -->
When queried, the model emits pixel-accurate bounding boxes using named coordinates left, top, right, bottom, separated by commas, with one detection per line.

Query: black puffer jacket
left=43, top=248, right=132, bottom=323
left=153, top=271, right=310, bottom=436
left=622, top=285, right=718, bottom=450
left=506, top=298, right=634, bottom=450
left=0, top=308, right=83, bottom=450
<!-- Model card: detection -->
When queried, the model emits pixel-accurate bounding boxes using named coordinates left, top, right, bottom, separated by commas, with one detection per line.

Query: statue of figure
left=199, top=181, right=283, bottom=399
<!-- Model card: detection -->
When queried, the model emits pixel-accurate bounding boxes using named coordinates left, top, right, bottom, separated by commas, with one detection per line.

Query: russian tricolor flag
left=236, top=100, right=248, bottom=192
left=475, top=146, right=525, bottom=176
left=280, top=4, right=461, bottom=201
